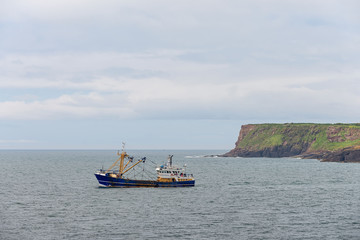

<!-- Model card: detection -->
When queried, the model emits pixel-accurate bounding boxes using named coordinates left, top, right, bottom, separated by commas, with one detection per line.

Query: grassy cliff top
left=236, top=123, right=360, bottom=152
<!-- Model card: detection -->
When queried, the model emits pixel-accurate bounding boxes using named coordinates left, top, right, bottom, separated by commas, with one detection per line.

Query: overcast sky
left=1, top=0, right=359, bottom=149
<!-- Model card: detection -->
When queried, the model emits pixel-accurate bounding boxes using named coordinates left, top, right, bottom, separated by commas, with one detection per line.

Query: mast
left=119, top=142, right=128, bottom=178
left=168, top=155, right=173, bottom=167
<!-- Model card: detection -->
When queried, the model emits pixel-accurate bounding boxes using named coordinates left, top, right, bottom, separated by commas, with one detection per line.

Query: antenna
left=122, top=142, right=126, bottom=152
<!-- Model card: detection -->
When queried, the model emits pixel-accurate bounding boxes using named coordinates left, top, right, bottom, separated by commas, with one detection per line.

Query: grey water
left=0, top=150, right=359, bottom=240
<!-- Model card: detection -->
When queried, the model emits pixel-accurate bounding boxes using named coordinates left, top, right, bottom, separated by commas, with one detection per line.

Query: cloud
left=0, top=92, right=134, bottom=120
left=1, top=1, right=360, bottom=123
left=1, top=68, right=359, bottom=121
left=2, top=0, right=359, bottom=55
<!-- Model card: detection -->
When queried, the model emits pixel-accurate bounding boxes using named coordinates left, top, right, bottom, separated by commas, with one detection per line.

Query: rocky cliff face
left=223, top=123, right=360, bottom=162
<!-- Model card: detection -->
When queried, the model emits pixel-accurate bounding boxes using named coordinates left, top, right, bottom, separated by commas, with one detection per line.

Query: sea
left=0, top=150, right=359, bottom=240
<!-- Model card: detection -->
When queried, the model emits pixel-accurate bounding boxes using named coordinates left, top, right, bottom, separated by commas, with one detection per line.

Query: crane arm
left=121, top=159, right=143, bottom=175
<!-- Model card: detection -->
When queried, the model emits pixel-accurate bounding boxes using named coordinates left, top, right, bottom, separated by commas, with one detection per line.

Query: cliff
left=223, top=123, right=360, bottom=162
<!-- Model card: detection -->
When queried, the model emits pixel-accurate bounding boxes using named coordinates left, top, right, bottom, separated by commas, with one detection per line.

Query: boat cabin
left=155, top=155, right=194, bottom=182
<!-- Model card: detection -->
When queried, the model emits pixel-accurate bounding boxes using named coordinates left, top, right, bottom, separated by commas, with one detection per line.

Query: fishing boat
left=94, top=146, right=195, bottom=187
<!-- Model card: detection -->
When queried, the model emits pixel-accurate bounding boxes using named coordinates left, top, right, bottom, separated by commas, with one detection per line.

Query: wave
left=185, top=155, right=220, bottom=158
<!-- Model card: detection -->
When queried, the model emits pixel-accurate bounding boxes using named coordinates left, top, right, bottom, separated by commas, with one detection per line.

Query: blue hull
left=95, top=174, right=195, bottom=187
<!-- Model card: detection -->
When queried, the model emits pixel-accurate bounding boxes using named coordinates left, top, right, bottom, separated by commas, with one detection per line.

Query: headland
left=223, top=123, right=360, bottom=162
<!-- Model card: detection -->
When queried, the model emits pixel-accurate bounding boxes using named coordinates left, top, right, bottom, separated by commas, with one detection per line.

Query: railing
left=179, top=173, right=194, bottom=178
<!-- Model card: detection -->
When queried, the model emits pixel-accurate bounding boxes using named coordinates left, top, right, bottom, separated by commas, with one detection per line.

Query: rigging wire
left=124, top=160, right=157, bottom=180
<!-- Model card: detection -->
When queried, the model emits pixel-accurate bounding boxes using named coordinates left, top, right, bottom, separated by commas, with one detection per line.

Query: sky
left=0, top=0, right=360, bottom=149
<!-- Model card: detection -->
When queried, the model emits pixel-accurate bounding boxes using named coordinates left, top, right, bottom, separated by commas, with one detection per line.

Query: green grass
left=266, top=134, right=283, bottom=146
left=310, top=129, right=360, bottom=151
